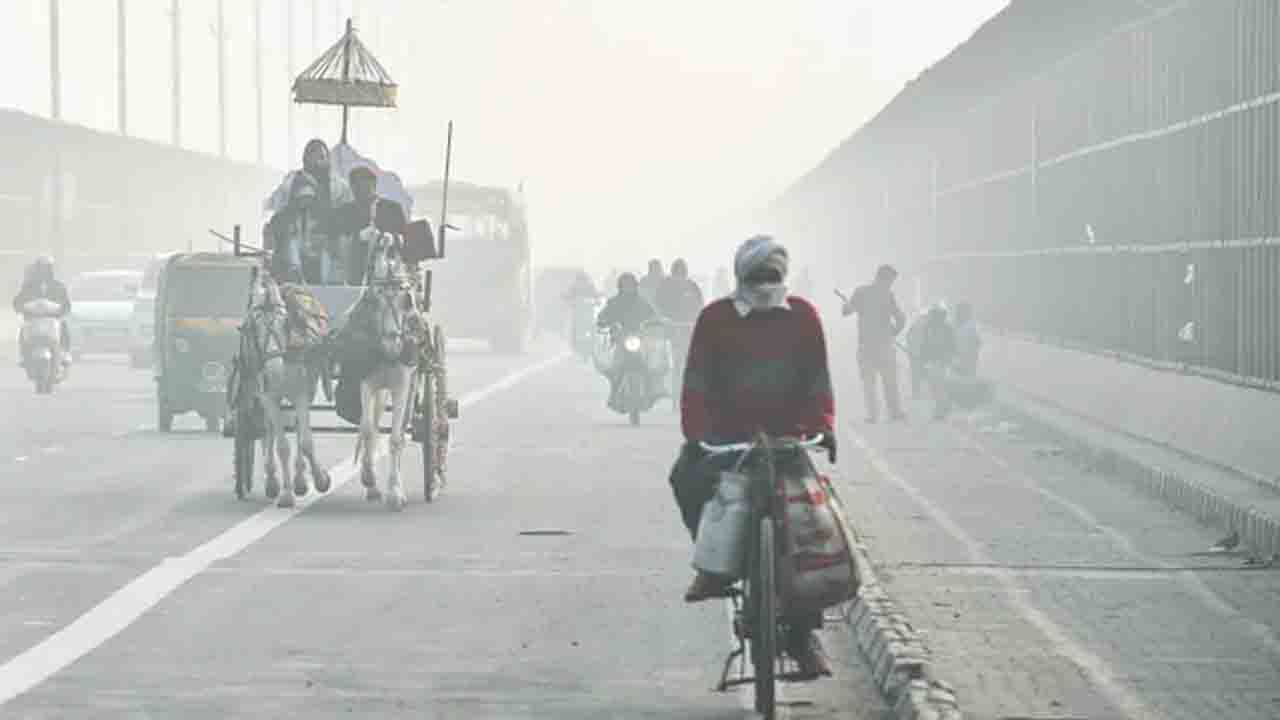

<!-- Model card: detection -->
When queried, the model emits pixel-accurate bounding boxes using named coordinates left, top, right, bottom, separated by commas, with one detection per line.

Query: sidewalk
left=829, top=355, right=1280, bottom=719
left=997, top=382, right=1280, bottom=560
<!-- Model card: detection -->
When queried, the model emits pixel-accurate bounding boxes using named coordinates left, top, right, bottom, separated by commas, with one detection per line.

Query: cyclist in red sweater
left=668, top=234, right=837, bottom=678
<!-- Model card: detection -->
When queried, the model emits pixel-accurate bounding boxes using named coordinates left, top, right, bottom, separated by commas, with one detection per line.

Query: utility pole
left=48, top=0, right=63, bottom=261
left=287, top=0, right=296, bottom=158
left=254, top=0, right=264, bottom=164
left=49, top=0, right=61, bottom=120
left=171, top=0, right=181, bottom=146
left=117, top=0, right=128, bottom=135
left=216, top=0, right=227, bottom=157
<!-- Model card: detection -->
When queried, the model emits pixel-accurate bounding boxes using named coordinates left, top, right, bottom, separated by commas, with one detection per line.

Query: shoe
left=683, top=571, right=733, bottom=603
left=889, top=412, right=906, bottom=422
left=787, top=631, right=833, bottom=679
left=865, top=415, right=878, bottom=424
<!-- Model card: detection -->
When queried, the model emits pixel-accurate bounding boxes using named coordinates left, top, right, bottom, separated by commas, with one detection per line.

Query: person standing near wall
left=842, top=264, right=906, bottom=423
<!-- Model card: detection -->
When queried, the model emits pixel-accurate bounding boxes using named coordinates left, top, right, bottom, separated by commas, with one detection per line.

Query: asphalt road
left=0, top=344, right=889, bottom=719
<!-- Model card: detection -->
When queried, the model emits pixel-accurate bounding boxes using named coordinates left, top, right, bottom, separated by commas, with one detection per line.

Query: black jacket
left=655, top=276, right=704, bottom=322
left=596, top=291, right=657, bottom=333
left=13, top=278, right=71, bottom=317
left=919, top=317, right=957, bottom=366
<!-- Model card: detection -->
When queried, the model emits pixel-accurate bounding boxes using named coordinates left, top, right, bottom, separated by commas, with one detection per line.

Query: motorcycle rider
left=595, top=272, right=660, bottom=409
left=655, top=258, right=704, bottom=385
left=656, top=258, right=704, bottom=321
left=669, top=234, right=836, bottom=679
left=638, top=258, right=665, bottom=306
left=12, top=256, right=72, bottom=363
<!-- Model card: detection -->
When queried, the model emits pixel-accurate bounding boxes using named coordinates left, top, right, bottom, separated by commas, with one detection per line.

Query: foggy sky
left=1, top=0, right=1007, bottom=274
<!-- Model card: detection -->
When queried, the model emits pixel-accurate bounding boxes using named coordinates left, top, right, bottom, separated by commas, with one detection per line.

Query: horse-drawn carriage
left=224, top=214, right=457, bottom=510
left=223, top=18, right=458, bottom=510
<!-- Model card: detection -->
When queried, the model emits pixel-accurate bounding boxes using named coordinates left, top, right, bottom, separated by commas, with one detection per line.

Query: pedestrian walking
left=841, top=264, right=906, bottom=423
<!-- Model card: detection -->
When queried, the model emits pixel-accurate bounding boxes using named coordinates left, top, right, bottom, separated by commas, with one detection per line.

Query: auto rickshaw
left=153, top=252, right=257, bottom=432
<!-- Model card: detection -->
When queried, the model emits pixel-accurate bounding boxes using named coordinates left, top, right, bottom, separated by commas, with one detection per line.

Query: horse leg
left=291, top=386, right=310, bottom=498
left=301, top=380, right=330, bottom=493
left=262, top=399, right=281, bottom=500
left=386, top=374, right=412, bottom=511
left=360, top=380, right=382, bottom=502
left=276, top=421, right=295, bottom=509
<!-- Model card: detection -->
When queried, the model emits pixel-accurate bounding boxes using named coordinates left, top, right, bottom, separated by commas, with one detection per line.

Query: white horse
left=349, top=231, right=426, bottom=511
left=243, top=269, right=332, bottom=508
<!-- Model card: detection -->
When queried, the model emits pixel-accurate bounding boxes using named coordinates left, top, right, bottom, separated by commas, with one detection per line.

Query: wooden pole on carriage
left=438, top=121, right=453, bottom=259
left=340, top=18, right=353, bottom=145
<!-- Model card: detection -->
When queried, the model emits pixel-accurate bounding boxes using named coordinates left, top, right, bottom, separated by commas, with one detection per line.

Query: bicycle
left=699, top=432, right=826, bottom=719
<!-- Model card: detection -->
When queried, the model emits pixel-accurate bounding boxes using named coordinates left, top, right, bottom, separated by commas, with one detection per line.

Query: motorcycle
left=597, top=321, right=669, bottom=425
left=19, top=298, right=67, bottom=394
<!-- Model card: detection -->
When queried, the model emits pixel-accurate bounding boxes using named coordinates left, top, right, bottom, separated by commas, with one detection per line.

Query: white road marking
left=846, top=423, right=1160, bottom=720
left=14, top=457, right=27, bottom=463
left=39, top=446, right=63, bottom=455
left=0, top=352, right=567, bottom=706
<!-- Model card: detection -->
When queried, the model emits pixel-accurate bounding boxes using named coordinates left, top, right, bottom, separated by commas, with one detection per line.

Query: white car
left=128, top=253, right=175, bottom=368
left=68, top=270, right=142, bottom=359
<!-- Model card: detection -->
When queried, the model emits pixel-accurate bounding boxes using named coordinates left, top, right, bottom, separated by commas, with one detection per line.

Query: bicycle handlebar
left=699, top=433, right=825, bottom=455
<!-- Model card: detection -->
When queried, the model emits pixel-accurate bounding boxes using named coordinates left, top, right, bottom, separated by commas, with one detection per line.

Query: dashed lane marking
left=846, top=422, right=1161, bottom=720
left=0, top=352, right=568, bottom=706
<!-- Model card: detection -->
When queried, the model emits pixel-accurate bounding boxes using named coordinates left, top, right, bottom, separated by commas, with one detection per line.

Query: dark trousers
left=668, top=442, right=822, bottom=633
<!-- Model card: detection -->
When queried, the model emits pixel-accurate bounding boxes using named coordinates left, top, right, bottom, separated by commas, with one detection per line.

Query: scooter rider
left=595, top=272, right=661, bottom=409
left=668, top=234, right=837, bottom=679
left=12, top=256, right=72, bottom=362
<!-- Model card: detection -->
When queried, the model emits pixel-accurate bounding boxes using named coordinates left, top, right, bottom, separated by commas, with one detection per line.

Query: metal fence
left=861, top=0, right=1280, bottom=388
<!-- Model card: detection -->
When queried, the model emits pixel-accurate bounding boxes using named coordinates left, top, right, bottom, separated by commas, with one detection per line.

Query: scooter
left=19, top=299, right=67, bottom=395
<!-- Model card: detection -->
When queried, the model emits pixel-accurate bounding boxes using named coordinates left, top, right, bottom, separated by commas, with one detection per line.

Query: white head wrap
left=732, top=235, right=790, bottom=317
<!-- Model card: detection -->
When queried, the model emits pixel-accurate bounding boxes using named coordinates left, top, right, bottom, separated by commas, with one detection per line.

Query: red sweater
left=681, top=297, right=835, bottom=441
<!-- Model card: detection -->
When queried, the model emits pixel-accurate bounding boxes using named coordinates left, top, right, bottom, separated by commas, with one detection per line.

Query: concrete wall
left=982, top=332, right=1280, bottom=488
left=0, top=109, right=280, bottom=260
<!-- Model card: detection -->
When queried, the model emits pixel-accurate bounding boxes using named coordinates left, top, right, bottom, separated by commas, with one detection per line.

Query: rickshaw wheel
left=157, top=385, right=174, bottom=433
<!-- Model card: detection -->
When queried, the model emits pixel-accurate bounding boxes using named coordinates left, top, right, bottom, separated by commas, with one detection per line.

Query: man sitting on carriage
left=334, top=164, right=408, bottom=286
left=264, top=138, right=354, bottom=285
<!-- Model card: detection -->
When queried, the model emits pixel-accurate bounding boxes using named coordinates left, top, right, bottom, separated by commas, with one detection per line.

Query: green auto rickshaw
left=153, top=252, right=257, bottom=432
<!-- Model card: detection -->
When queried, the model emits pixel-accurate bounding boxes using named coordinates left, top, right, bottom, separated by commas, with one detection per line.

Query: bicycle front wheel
left=753, top=516, right=778, bottom=718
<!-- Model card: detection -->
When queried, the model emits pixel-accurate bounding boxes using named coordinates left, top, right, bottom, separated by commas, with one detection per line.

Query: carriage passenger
left=264, top=139, right=353, bottom=284
left=334, top=165, right=408, bottom=286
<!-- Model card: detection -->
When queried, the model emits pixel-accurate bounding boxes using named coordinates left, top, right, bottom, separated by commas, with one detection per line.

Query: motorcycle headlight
left=175, top=338, right=191, bottom=353
left=623, top=336, right=642, bottom=352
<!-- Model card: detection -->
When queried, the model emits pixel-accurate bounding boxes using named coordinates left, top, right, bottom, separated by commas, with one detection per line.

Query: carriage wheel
left=421, top=325, right=450, bottom=502
left=233, top=407, right=256, bottom=501
left=420, top=372, right=440, bottom=502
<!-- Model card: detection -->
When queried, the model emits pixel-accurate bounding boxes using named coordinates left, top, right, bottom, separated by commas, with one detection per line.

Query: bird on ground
left=1209, top=530, right=1240, bottom=552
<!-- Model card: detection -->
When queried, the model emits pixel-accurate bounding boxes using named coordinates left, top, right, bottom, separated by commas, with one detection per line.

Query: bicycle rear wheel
left=752, top=516, right=778, bottom=718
